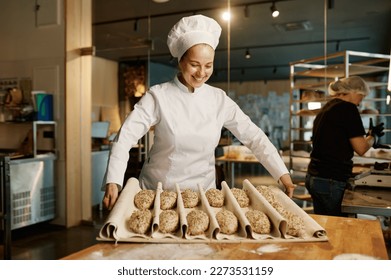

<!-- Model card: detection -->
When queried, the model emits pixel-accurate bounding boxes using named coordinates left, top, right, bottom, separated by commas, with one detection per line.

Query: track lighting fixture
left=270, top=2, right=279, bottom=18
left=244, top=5, right=249, bottom=18
left=245, top=49, right=251, bottom=59
left=328, top=0, right=335, bottom=9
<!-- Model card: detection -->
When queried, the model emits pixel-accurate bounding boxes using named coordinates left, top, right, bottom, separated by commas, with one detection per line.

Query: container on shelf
left=32, top=91, right=53, bottom=121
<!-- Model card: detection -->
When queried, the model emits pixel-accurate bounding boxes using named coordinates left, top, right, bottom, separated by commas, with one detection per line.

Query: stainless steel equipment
left=10, top=154, right=56, bottom=229
left=343, top=162, right=391, bottom=218
left=351, top=163, right=391, bottom=188
left=0, top=154, right=56, bottom=230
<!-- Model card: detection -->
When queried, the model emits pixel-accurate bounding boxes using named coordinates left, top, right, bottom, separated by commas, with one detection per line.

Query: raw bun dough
left=128, top=209, right=152, bottom=234
left=245, top=210, right=271, bottom=234
left=181, top=189, right=199, bottom=208
left=231, top=188, right=250, bottom=208
left=134, top=189, right=156, bottom=209
left=159, top=210, right=179, bottom=233
left=283, top=210, right=305, bottom=237
left=186, top=209, right=209, bottom=235
left=205, top=188, right=224, bottom=207
left=255, top=185, right=276, bottom=203
left=256, top=185, right=304, bottom=237
left=216, top=209, right=238, bottom=234
left=160, top=191, right=178, bottom=210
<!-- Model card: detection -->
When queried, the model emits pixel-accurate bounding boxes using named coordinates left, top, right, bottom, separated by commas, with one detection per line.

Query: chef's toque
left=167, top=14, right=222, bottom=61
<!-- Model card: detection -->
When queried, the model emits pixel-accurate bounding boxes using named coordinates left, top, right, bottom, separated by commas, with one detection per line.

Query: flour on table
left=86, top=244, right=215, bottom=260
left=333, top=253, right=378, bottom=260
left=253, top=244, right=287, bottom=255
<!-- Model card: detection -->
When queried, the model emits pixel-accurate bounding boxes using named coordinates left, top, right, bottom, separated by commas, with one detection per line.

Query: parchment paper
left=243, top=179, right=327, bottom=239
left=98, top=178, right=327, bottom=243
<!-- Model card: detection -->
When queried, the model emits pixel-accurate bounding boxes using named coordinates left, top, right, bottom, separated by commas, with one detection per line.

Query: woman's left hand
left=279, top=173, right=296, bottom=198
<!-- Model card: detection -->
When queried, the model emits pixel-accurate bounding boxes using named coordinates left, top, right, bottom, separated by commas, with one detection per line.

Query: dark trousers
left=305, top=174, right=348, bottom=217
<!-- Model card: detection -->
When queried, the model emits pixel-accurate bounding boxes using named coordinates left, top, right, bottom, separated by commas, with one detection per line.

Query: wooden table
left=62, top=215, right=388, bottom=260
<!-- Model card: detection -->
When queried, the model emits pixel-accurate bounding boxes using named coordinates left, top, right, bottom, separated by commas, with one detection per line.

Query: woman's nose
left=197, top=67, right=206, bottom=76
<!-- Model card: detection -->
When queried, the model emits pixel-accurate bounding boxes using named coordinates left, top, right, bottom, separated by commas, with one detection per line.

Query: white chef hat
left=167, top=14, right=222, bottom=61
left=328, top=76, right=370, bottom=96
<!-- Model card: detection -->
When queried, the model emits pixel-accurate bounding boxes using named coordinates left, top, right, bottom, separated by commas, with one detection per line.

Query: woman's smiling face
left=178, top=44, right=215, bottom=92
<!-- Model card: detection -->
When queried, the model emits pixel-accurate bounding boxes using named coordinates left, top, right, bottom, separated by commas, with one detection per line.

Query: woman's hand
left=102, top=183, right=119, bottom=210
left=279, top=173, right=296, bottom=198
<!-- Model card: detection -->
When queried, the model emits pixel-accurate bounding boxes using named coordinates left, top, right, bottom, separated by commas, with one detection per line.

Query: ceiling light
left=244, top=5, right=249, bottom=18
left=152, top=0, right=170, bottom=3
left=245, top=49, right=251, bottom=59
left=222, top=11, right=231, bottom=21
left=270, top=2, right=279, bottom=18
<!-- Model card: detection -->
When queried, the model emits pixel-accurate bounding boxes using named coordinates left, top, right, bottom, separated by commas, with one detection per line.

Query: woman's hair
left=179, top=43, right=214, bottom=62
left=328, top=76, right=370, bottom=96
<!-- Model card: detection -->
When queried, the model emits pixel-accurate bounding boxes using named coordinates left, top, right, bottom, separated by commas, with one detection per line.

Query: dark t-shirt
left=307, top=98, right=366, bottom=181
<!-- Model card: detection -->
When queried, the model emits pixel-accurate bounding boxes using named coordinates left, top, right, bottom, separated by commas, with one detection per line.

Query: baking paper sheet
left=98, top=178, right=327, bottom=243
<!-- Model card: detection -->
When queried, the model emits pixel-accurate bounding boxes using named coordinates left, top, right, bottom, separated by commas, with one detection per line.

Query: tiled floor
left=2, top=166, right=390, bottom=260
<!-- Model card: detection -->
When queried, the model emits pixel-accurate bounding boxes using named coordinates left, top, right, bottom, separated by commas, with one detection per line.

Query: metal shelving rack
left=33, top=121, right=57, bottom=157
left=288, top=50, right=390, bottom=181
left=288, top=51, right=390, bottom=210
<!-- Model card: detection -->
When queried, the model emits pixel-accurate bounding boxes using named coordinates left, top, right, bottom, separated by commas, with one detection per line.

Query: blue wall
left=149, top=62, right=177, bottom=86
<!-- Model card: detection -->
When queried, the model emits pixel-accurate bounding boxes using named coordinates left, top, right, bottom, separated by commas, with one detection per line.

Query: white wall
left=91, top=56, right=120, bottom=135
left=0, top=0, right=64, bottom=61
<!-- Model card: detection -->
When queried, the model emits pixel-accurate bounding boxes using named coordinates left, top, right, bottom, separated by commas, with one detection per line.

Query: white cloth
left=167, top=14, right=222, bottom=60
left=105, top=76, right=288, bottom=191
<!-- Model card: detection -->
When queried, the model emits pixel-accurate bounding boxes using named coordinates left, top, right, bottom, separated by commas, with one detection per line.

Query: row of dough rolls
left=98, top=178, right=327, bottom=241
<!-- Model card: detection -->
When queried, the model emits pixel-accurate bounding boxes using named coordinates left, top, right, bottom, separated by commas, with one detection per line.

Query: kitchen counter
left=216, top=156, right=260, bottom=186
left=342, top=186, right=391, bottom=217
left=216, top=154, right=310, bottom=187
left=61, top=214, right=388, bottom=260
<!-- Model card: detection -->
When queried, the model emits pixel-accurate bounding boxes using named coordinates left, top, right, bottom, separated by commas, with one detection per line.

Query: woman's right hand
left=102, top=183, right=119, bottom=210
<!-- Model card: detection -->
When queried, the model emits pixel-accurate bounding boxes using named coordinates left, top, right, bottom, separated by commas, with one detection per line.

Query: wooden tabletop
left=62, top=215, right=388, bottom=260
left=215, top=156, right=259, bottom=163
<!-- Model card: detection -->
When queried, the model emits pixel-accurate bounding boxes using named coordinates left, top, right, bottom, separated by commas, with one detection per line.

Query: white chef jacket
left=105, top=75, right=288, bottom=191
